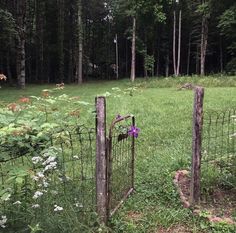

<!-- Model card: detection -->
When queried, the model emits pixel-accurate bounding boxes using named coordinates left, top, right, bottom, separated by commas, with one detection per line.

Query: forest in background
left=0, top=0, right=235, bottom=88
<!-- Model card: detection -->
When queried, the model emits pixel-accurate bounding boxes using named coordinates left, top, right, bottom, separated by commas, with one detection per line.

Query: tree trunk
left=6, top=49, right=13, bottom=85
left=220, top=36, right=223, bottom=74
left=200, top=15, right=208, bottom=76
left=187, top=32, right=192, bottom=76
left=16, top=0, right=26, bottom=89
left=173, top=10, right=177, bottom=77
left=36, top=0, right=44, bottom=83
left=177, top=10, right=182, bottom=76
left=76, top=0, right=83, bottom=84
left=115, top=34, right=119, bottom=79
left=165, top=53, right=169, bottom=77
left=130, top=16, right=136, bottom=82
left=58, top=0, right=64, bottom=83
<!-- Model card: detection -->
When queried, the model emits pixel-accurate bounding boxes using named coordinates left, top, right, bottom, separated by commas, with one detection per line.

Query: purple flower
left=128, top=126, right=140, bottom=138
left=116, top=114, right=122, bottom=120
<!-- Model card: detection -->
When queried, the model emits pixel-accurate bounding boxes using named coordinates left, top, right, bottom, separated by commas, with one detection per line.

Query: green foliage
left=0, top=9, right=17, bottom=44
left=1, top=78, right=236, bottom=232
left=144, top=54, right=155, bottom=75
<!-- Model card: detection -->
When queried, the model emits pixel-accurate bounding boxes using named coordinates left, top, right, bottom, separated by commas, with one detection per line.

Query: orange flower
left=8, top=103, right=19, bottom=112
left=19, top=97, right=30, bottom=103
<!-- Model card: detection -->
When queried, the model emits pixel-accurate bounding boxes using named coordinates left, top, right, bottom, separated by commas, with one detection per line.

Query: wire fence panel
left=202, top=109, right=236, bottom=190
left=0, top=126, right=96, bottom=232
left=107, top=116, right=135, bottom=217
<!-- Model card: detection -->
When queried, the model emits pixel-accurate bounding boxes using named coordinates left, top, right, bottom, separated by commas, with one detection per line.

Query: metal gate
left=107, top=115, right=135, bottom=217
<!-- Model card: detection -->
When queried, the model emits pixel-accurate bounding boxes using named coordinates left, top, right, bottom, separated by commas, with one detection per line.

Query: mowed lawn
left=1, top=77, right=236, bottom=232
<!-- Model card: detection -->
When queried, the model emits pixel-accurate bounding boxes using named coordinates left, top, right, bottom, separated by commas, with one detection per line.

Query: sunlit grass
left=1, top=76, right=236, bottom=232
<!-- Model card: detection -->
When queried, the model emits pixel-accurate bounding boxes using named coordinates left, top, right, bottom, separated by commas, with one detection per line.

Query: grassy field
left=1, top=76, right=236, bottom=232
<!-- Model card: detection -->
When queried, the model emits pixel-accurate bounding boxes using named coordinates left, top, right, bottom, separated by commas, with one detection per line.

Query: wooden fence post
left=190, top=86, right=204, bottom=206
left=96, top=96, right=108, bottom=224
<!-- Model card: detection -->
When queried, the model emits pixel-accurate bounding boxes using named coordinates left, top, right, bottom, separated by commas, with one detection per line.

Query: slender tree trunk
left=130, top=16, right=136, bottom=82
left=220, top=36, right=223, bottom=74
left=16, top=0, right=26, bottom=89
left=200, top=15, right=208, bottom=76
left=6, top=49, right=13, bottom=84
left=36, top=0, right=44, bottom=83
left=196, top=45, right=200, bottom=74
left=165, top=53, right=169, bottom=77
left=187, top=32, right=192, bottom=76
left=76, top=0, right=83, bottom=84
left=115, top=34, right=119, bottom=79
left=177, top=10, right=182, bottom=76
left=125, top=39, right=128, bottom=77
left=173, top=10, right=177, bottom=77
left=58, top=0, right=64, bottom=83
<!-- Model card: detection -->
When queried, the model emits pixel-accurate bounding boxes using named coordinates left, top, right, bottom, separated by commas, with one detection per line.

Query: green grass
left=1, top=76, right=236, bottom=232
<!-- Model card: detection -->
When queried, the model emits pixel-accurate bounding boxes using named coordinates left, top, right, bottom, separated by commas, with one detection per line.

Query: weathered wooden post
left=96, top=96, right=108, bottom=224
left=190, top=86, right=204, bottom=206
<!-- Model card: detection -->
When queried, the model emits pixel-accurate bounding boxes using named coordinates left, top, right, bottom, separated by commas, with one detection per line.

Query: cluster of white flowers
left=44, top=161, right=57, bottom=172
left=74, top=202, right=83, bottom=208
left=0, top=216, right=7, bottom=228
left=33, top=191, right=44, bottom=199
left=13, top=201, right=22, bottom=205
left=54, top=205, right=63, bottom=212
left=32, top=204, right=40, bottom=209
left=32, top=156, right=43, bottom=164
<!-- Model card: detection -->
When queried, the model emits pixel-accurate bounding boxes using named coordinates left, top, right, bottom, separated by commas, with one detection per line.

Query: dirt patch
left=156, top=224, right=191, bottom=233
left=126, top=211, right=144, bottom=223
left=174, top=170, right=236, bottom=224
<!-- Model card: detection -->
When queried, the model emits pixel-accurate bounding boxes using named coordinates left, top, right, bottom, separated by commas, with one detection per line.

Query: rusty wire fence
left=201, top=109, right=236, bottom=192
left=0, top=126, right=96, bottom=232
left=0, top=97, right=137, bottom=231
left=107, top=115, right=135, bottom=217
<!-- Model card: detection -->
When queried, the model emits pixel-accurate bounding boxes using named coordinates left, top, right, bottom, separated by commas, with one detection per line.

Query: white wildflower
left=44, top=162, right=57, bottom=172
left=36, top=172, right=45, bottom=178
left=32, top=175, right=39, bottom=181
left=32, top=204, right=40, bottom=209
left=74, top=203, right=83, bottom=208
left=33, top=191, right=44, bottom=199
left=43, top=181, right=49, bottom=188
left=54, top=205, right=63, bottom=212
left=73, top=155, right=79, bottom=159
left=32, top=156, right=43, bottom=164
left=0, top=215, right=7, bottom=228
left=13, top=201, right=21, bottom=205
left=42, top=156, right=56, bottom=166
left=3, top=194, right=11, bottom=201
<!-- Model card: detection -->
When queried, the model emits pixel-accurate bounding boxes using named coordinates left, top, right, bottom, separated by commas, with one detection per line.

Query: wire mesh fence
left=201, top=109, right=236, bottom=191
left=0, top=126, right=96, bottom=232
left=107, top=116, right=135, bottom=217
left=0, top=97, right=136, bottom=230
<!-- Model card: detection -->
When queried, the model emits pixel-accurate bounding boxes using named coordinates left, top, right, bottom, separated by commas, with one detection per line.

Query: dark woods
left=0, top=0, right=235, bottom=88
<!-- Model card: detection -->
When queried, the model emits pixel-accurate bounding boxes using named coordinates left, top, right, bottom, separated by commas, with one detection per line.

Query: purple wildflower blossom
left=128, top=126, right=140, bottom=138
left=116, top=114, right=122, bottom=120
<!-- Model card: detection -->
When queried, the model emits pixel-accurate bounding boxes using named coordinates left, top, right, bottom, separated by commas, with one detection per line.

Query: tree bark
left=58, top=0, right=65, bottom=83
left=173, top=10, right=177, bottom=77
left=165, top=53, right=169, bottom=77
left=76, top=0, right=83, bottom=84
left=36, top=0, right=44, bottom=83
left=130, top=16, right=136, bottom=82
left=187, top=32, right=192, bottom=76
left=16, top=0, right=26, bottom=89
left=200, top=14, right=208, bottom=76
left=177, top=10, right=182, bottom=76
